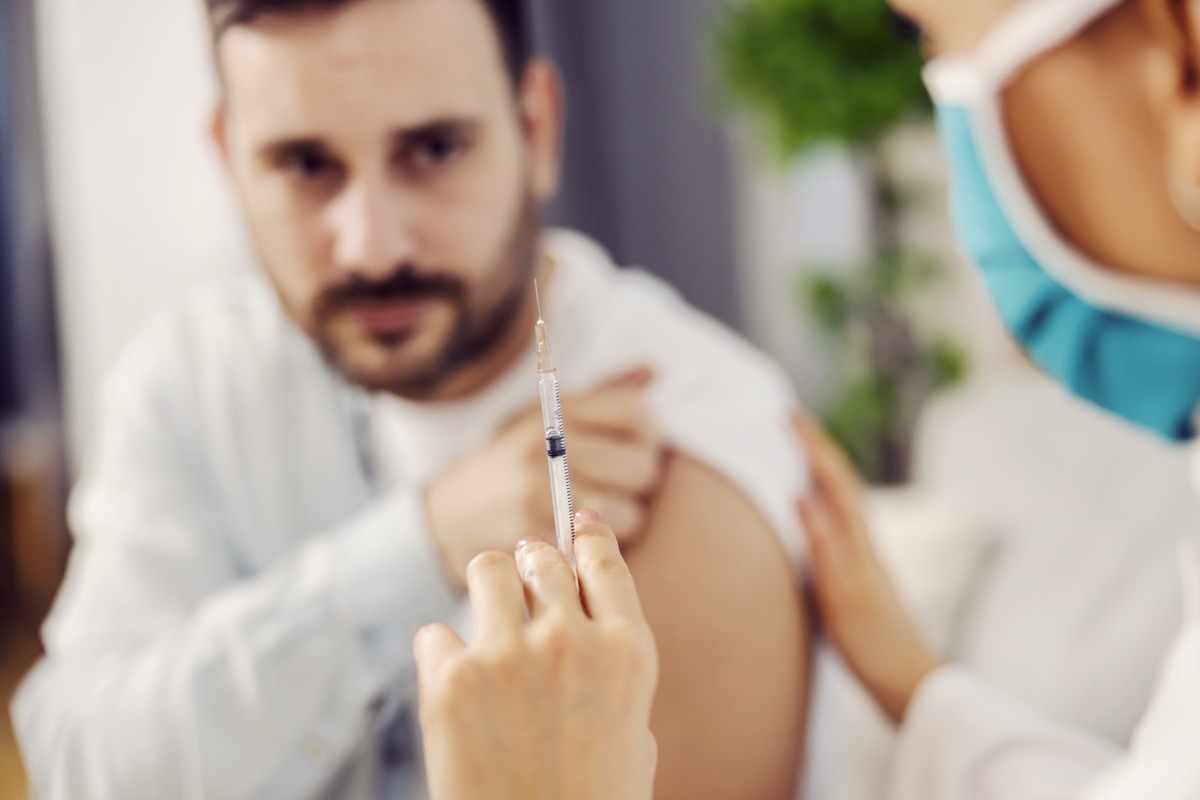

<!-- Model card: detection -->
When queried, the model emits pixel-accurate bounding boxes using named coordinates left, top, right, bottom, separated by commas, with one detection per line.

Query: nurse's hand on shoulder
left=426, top=366, right=663, bottom=588
left=793, top=416, right=944, bottom=725
left=414, top=511, right=659, bottom=800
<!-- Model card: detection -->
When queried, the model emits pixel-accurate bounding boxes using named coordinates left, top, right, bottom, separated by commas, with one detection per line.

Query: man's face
left=215, top=0, right=560, bottom=396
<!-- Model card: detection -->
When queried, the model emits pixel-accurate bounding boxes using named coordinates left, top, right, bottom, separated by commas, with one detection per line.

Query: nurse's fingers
left=413, top=624, right=467, bottom=696
left=574, top=511, right=648, bottom=627
left=792, top=415, right=866, bottom=535
left=792, top=419, right=878, bottom=556
left=799, top=489, right=859, bottom=592
left=516, top=538, right=584, bottom=619
left=465, top=551, right=528, bottom=645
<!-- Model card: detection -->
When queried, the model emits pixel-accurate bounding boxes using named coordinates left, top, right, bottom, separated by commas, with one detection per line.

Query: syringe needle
left=534, top=281, right=554, bottom=374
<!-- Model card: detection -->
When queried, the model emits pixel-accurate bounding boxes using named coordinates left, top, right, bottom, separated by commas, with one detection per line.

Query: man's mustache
left=318, top=266, right=466, bottom=314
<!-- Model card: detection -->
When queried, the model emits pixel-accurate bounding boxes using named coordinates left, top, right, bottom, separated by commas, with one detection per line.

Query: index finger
left=792, top=414, right=862, bottom=511
left=573, top=510, right=648, bottom=626
left=465, top=551, right=528, bottom=645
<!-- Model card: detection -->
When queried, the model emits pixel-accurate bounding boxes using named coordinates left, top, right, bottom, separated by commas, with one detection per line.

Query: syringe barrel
left=538, top=371, right=576, bottom=572
left=539, top=372, right=564, bottom=437
left=547, top=453, right=576, bottom=574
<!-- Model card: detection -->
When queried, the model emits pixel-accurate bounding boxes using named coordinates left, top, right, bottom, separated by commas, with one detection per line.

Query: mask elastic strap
left=925, top=0, right=1125, bottom=99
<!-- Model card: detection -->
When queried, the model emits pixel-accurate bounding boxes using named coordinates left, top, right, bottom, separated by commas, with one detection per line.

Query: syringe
left=534, top=281, right=577, bottom=575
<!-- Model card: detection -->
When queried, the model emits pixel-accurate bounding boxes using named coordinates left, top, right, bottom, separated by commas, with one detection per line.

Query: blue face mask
left=924, top=0, right=1200, bottom=442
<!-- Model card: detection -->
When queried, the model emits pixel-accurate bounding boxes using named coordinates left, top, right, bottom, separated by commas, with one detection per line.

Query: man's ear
left=1141, top=0, right=1200, bottom=183
left=210, top=103, right=232, bottom=173
left=517, top=59, right=565, bottom=202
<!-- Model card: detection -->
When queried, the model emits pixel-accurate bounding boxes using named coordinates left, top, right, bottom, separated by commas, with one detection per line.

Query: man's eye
left=282, top=151, right=339, bottom=182
left=888, top=9, right=925, bottom=45
left=409, top=135, right=467, bottom=172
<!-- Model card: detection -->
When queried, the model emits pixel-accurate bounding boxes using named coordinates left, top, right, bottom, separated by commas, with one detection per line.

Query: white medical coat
left=889, top=535, right=1200, bottom=798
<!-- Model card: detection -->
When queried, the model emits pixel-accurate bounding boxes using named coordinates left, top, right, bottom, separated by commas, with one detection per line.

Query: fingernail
left=575, top=509, right=602, bottom=525
left=798, top=494, right=824, bottom=518
left=516, top=537, right=541, bottom=554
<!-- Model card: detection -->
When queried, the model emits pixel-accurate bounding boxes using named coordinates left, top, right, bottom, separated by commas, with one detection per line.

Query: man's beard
left=309, top=195, right=540, bottom=397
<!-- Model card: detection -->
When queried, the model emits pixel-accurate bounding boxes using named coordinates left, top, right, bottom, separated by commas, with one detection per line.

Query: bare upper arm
left=624, top=453, right=811, bottom=800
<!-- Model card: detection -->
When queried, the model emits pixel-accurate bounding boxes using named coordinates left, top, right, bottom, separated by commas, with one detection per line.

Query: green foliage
left=712, top=0, right=966, bottom=483
left=821, top=374, right=900, bottom=483
left=870, top=247, right=943, bottom=296
left=804, top=275, right=852, bottom=334
left=715, top=0, right=930, bottom=155
left=799, top=252, right=969, bottom=484
left=926, top=337, right=970, bottom=389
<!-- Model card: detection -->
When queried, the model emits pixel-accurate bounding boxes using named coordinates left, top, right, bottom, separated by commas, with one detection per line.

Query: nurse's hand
left=426, top=367, right=663, bottom=588
left=414, top=511, right=659, bottom=800
left=793, top=416, right=943, bottom=724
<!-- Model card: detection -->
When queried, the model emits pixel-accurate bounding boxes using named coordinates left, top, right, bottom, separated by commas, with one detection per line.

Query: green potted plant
left=716, top=0, right=968, bottom=484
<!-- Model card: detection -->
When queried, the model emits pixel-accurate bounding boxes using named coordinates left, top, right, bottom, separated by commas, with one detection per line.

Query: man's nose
left=329, top=179, right=418, bottom=280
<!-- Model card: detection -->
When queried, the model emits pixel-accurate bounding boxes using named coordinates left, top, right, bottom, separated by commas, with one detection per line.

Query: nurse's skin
left=895, top=0, right=1200, bottom=286
left=802, top=0, right=1200, bottom=724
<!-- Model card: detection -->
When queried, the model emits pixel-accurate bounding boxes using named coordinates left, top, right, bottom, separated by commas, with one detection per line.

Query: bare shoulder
left=624, top=453, right=811, bottom=800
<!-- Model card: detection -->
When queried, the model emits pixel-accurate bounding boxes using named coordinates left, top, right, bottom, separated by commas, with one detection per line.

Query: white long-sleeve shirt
left=889, top=535, right=1200, bottom=800
left=15, top=278, right=462, bottom=799
left=13, top=229, right=810, bottom=799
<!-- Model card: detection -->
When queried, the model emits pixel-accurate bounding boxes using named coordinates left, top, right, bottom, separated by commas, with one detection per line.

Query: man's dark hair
left=205, top=0, right=531, bottom=85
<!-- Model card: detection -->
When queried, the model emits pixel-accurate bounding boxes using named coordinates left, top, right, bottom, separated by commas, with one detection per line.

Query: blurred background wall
left=2, top=0, right=66, bottom=794
left=533, top=0, right=741, bottom=328
left=35, top=0, right=253, bottom=468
